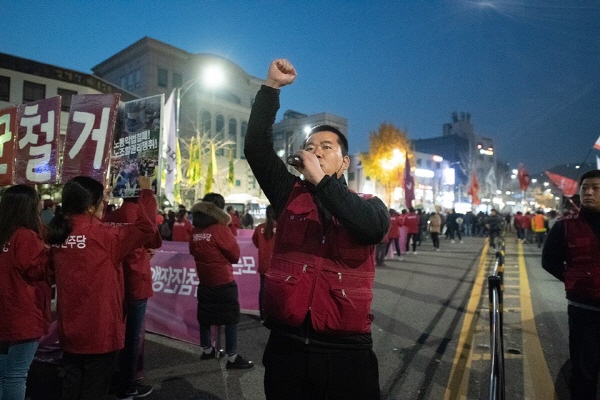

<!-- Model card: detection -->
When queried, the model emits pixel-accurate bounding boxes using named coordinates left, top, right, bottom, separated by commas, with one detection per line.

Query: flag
left=594, top=134, right=600, bottom=150
left=228, top=148, right=234, bottom=187
left=545, top=170, right=578, bottom=197
left=162, top=89, right=177, bottom=205
left=517, top=164, right=530, bottom=191
left=205, top=141, right=217, bottom=193
left=468, top=173, right=480, bottom=205
left=403, top=156, right=415, bottom=208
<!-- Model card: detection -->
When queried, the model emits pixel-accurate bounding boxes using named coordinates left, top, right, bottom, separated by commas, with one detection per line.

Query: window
left=229, top=118, right=237, bottom=157
left=0, top=76, right=9, bottom=102
left=173, top=73, right=182, bottom=88
left=119, top=69, right=141, bottom=91
left=23, top=81, right=45, bottom=103
left=215, top=115, right=225, bottom=155
left=240, top=121, right=248, bottom=159
left=57, top=88, right=77, bottom=112
left=157, top=68, right=168, bottom=88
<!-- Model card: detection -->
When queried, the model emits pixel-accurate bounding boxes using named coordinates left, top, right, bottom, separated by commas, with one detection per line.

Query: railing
left=487, top=235, right=505, bottom=400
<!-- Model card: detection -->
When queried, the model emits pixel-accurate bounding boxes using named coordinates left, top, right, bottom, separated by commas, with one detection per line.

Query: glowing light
left=415, top=168, right=434, bottom=178
left=203, top=65, right=225, bottom=88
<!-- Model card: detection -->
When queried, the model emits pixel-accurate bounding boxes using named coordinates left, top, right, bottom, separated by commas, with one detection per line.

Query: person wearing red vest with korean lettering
left=404, top=207, right=421, bottom=254
left=0, top=185, right=51, bottom=400
left=245, top=59, right=390, bottom=400
left=189, top=193, right=254, bottom=369
left=252, top=205, right=277, bottom=320
left=47, top=176, right=156, bottom=400
left=103, top=192, right=162, bottom=399
left=542, top=170, right=600, bottom=400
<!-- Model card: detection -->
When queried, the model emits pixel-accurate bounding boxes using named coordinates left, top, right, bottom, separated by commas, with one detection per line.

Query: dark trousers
left=385, top=238, right=401, bottom=256
left=263, top=332, right=380, bottom=400
left=568, top=305, right=600, bottom=400
left=118, top=299, right=147, bottom=393
left=406, top=233, right=418, bottom=252
left=259, top=274, right=266, bottom=319
left=375, top=242, right=387, bottom=265
left=431, top=232, right=440, bottom=249
left=61, top=351, right=118, bottom=400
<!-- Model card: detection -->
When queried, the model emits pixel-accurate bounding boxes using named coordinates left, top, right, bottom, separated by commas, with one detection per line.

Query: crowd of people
left=3, top=56, right=596, bottom=400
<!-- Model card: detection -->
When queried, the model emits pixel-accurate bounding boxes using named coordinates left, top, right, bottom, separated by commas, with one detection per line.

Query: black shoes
left=200, top=347, right=215, bottom=360
left=226, top=354, right=254, bottom=369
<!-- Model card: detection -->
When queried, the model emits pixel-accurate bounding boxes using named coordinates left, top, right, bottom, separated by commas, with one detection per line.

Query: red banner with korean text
left=15, top=97, right=61, bottom=184
left=0, top=106, right=18, bottom=186
left=61, top=94, right=120, bottom=184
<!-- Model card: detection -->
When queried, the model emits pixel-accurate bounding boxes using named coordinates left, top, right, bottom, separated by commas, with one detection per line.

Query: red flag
left=545, top=171, right=578, bottom=197
left=517, top=165, right=530, bottom=191
left=404, top=156, right=415, bottom=208
left=468, top=173, right=480, bottom=205
left=594, top=134, right=600, bottom=150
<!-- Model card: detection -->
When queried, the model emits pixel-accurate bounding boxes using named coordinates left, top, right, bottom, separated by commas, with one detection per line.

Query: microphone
left=287, top=154, right=303, bottom=167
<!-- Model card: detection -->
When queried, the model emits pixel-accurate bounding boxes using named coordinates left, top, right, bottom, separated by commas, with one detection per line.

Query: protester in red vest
left=47, top=176, right=156, bottom=399
left=226, top=206, right=241, bottom=236
left=404, top=207, right=420, bottom=254
left=385, top=209, right=403, bottom=260
left=513, top=211, right=526, bottom=241
left=0, top=185, right=52, bottom=400
left=190, top=193, right=254, bottom=369
left=103, top=193, right=162, bottom=399
left=542, top=169, right=600, bottom=400
left=252, top=205, right=277, bottom=320
left=172, top=208, right=193, bottom=242
left=245, top=59, right=389, bottom=400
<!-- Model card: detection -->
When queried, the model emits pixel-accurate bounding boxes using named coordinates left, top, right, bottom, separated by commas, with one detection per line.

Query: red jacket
left=103, top=200, right=162, bottom=301
left=172, top=218, right=193, bottom=242
left=189, top=224, right=240, bottom=287
left=404, top=212, right=420, bottom=234
left=265, top=183, right=375, bottom=335
left=563, top=213, right=600, bottom=303
left=0, top=228, right=51, bottom=341
left=513, top=214, right=525, bottom=229
left=52, top=190, right=157, bottom=354
left=228, top=213, right=241, bottom=236
left=387, top=215, right=401, bottom=239
left=252, top=222, right=276, bottom=275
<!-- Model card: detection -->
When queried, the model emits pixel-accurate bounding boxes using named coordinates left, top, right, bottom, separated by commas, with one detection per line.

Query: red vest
left=265, top=182, right=375, bottom=335
left=563, top=213, right=600, bottom=301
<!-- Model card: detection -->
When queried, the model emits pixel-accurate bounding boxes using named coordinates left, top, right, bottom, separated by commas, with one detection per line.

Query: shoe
left=460, top=240, right=464, bottom=243
left=435, top=248, right=440, bottom=251
left=451, top=240, right=455, bottom=243
left=226, top=354, right=254, bottom=369
left=117, top=383, right=153, bottom=399
left=200, top=347, right=215, bottom=360
left=412, top=251, right=418, bottom=255
left=397, top=255, right=404, bottom=261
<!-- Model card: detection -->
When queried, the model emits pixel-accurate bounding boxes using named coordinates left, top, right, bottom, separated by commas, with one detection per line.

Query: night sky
left=2, top=1, right=599, bottom=173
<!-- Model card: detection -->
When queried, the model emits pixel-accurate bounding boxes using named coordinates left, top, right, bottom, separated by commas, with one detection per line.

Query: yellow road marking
left=444, top=240, right=490, bottom=400
left=518, top=241, right=555, bottom=399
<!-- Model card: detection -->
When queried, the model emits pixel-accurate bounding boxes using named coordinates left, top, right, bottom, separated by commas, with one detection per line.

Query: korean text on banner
left=15, top=97, right=61, bottom=184
left=62, top=94, right=121, bottom=184
left=109, top=95, right=162, bottom=198
left=0, top=106, right=18, bottom=186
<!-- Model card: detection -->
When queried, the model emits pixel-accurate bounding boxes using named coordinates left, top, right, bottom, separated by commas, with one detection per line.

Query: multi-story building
left=92, top=37, right=265, bottom=205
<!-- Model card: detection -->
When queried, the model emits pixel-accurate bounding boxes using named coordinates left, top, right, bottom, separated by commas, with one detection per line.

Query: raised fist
left=265, top=59, right=297, bottom=89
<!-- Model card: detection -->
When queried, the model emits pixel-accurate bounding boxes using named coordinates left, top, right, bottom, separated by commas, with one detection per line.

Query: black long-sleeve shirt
left=244, top=85, right=389, bottom=245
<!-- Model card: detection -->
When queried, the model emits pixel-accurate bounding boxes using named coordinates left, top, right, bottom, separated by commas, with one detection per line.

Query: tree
left=360, top=124, right=412, bottom=207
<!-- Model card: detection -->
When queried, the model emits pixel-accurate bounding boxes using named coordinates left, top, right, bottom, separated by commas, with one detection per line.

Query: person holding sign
left=47, top=176, right=157, bottom=400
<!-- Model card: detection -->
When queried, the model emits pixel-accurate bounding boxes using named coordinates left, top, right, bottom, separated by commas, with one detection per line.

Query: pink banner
left=0, top=106, right=17, bottom=185
left=62, top=94, right=120, bottom=184
left=15, top=96, right=61, bottom=184
left=146, top=229, right=260, bottom=344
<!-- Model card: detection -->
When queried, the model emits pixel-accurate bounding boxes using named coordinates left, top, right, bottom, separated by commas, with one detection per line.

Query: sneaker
left=226, top=354, right=254, bottom=369
left=412, top=251, right=418, bottom=255
left=200, top=347, right=215, bottom=360
left=117, top=383, right=153, bottom=400
left=397, top=255, right=404, bottom=261
left=435, top=248, right=440, bottom=251
left=460, top=240, right=464, bottom=243
left=451, top=240, right=455, bottom=244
